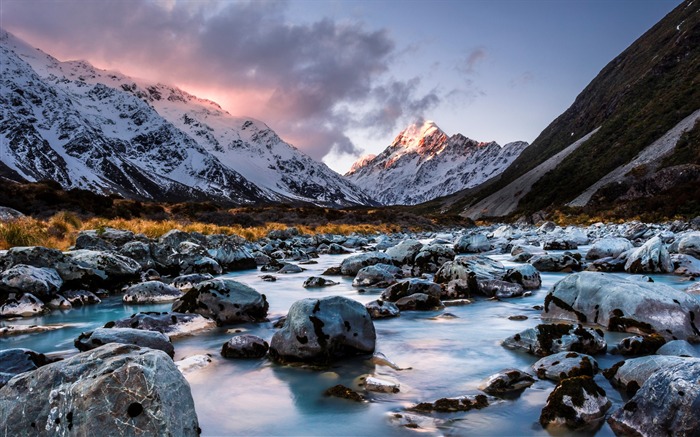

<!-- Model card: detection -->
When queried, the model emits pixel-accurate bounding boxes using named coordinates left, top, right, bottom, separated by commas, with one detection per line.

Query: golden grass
left=0, top=212, right=404, bottom=250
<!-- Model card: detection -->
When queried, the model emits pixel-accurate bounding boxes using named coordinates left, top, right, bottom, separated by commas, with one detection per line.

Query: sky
left=0, top=0, right=682, bottom=173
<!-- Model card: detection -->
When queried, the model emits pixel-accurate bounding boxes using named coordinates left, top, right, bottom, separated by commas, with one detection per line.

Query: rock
left=181, top=255, right=222, bottom=276
left=340, top=252, right=393, bottom=276
left=303, top=276, right=339, bottom=288
left=395, top=293, right=444, bottom=311
left=0, top=324, right=65, bottom=336
left=677, top=232, right=700, bottom=259
left=277, top=262, right=303, bottom=274
left=206, top=236, right=257, bottom=271
left=672, top=253, right=700, bottom=277
left=624, top=236, right=673, bottom=273
left=478, top=369, right=535, bottom=394
left=542, top=271, right=700, bottom=341
left=529, top=253, right=582, bottom=272
left=119, top=241, right=155, bottom=269
left=387, top=412, right=443, bottom=432
left=61, top=289, right=101, bottom=306
left=685, top=282, right=700, bottom=294
left=321, top=243, right=352, bottom=255
left=221, top=334, right=269, bottom=358
left=603, top=355, right=689, bottom=397
left=656, top=339, right=700, bottom=357
left=608, top=358, right=700, bottom=436
left=0, top=348, right=54, bottom=388
left=539, top=376, right=610, bottom=430
left=0, top=206, right=24, bottom=220
left=1, top=246, right=64, bottom=270
left=363, top=376, right=400, bottom=393
left=381, top=279, right=442, bottom=302
left=502, top=323, right=606, bottom=357
left=74, top=231, right=115, bottom=251
left=370, top=351, right=409, bottom=370
left=510, top=244, right=545, bottom=262
left=543, top=239, right=578, bottom=250
left=365, top=300, right=400, bottom=319
left=623, top=222, right=650, bottom=241
left=454, top=234, right=490, bottom=253
left=477, top=280, right=524, bottom=298
left=385, top=239, right=423, bottom=265
left=435, top=255, right=505, bottom=285
left=325, top=384, right=366, bottom=402
left=611, top=333, right=666, bottom=355
left=352, top=264, right=399, bottom=287
left=175, top=354, right=213, bottom=375
left=260, top=274, right=277, bottom=282
left=141, top=268, right=161, bottom=281
left=0, top=293, right=47, bottom=317
left=75, top=327, right=174, bottom=358
left=588, top=255, right=627, bottom=272
left=122, top=281, right=182, bottom=304
left=59, top=249, right=142, bottom=289
left=533, top=351, right=598, bottom=381
left=412, top=244, right=456, bottom=275
left=171, top=273, right=214, bottom=292
left=107, top=312, right=216, bottom=338
left=585, top=237, right=633, bottom=260
left=322, top=266, right=342, bottom=276
left=172, top=278, right=268, bottom=325
left=503, top=264, right=541, bottom=290
left=0, top=265, right=63, bottom=301
left=269, top=296, right=375, bottom=364
left=412, top=393, right=490, bottom=413
left=0, top=343, right=200, bottom=436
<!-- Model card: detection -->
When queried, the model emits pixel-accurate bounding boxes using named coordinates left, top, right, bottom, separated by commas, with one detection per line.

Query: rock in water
left=539, top=376, right=610, bottom=430
left=221, top=334, right=269, bottom=358
left=75, top=327, right=175, bottom=358
left=122, top=280, right=182, bottom=304
left=502, top=323, right=606, bottom=357
left=603, top=355, right=688, bottom=397
left=0, top=264, right=63, bottom=301
left=479, top=369, right=535, bottom=394
left=365, top=300, right=400, bottom=319
left=533, top=351, right=598, bottom=381
left=0, top=343, right=200, bottom=436
left=608, top=358, right=700, bottom=436
left=172, top=278, right=268, bottom=325
left=108, top=312, right=216, bottom=338
left=542, top=271, right=700, bottom=341
left=624, top=236, right=673, bottom=273
left=0, top=293, right=47, bottom=317
left=0, top=348, right=54, bottom=388
left=269, top=296, right=376, bottom=364
left=585, top=237, right=633, bottom=260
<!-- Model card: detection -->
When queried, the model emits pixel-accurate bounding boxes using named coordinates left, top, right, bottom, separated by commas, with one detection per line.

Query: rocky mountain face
left=345, top=120, right=528, bottom=205
left=0, top=30, right=374, bottom=207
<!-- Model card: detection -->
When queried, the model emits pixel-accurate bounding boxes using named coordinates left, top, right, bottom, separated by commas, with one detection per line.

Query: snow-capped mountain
left=345, top=120, right=528, bottom=205
left=0, top=30, right=374, bottom=206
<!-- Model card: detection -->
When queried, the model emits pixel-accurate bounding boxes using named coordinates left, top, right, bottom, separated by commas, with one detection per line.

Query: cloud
left=509, top=71, right=535, bottom=88
left=1, top=0, right=438, bottom=162
left=458, top=47, right=487, bottom=75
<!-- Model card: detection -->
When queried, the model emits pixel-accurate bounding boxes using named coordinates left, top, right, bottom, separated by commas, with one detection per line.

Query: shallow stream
left=2, top=248, right=698, bottom=436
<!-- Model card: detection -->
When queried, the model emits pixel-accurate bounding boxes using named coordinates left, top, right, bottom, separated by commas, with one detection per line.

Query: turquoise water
left=2, top=248, right=698, bottom=436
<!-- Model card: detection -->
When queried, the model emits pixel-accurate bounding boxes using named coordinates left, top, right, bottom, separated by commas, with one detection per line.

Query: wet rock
left=503, top=264, right=541, bottom=290
left=221, top=334, right=269, bottom=358
left=533, top=351, right=598, bottom=381
left=381, top=279, right=441, bottom=302
left=363, top=376, right=400, bottom=393
left=509, top=315, right=528, bottom=321
left=0, top=343, right=200, bottom=436
left=610, top=333, right=666, bottom=355
left=108, top=312, right=216, bottom=338
left=0, top=324, right=65, bottom=336
left=672, top=253, right=700, bottom=277
left=0, top=293, right=47, bottom=317
left=260, top=274, right=277, bottom=282
left=205, top=236, right=257, bottom=271
left=175, top=354, right=213, bottom=375
left=385, top=239, right=423, bottom=265
left=171, top=273, right=214, bottom=293
left=320, top=243, right=352, bottom=255
left=454, top=234, right=490, bottom=253
left=180, top=254, right=222, bottom=276
left=75, top=327, right=174, bottom=358
left=656, top=339, right=700, bottom=357
left=387, top=412, right=443, bottom=432
left=412, top=393, right=490, bottom=413
left=269, top=296, right=375, bottom=364
left=0, top=348, right=54, bottom=388
left=502, top=323, right=606, bottom=357
left=542, top=271, right=700, bottom=341
left=303, top=276, right=338, bottom=288
left=172, top=278, right=268, bottom=325
left=603, top=355, right=689, bottom=397
left=434, top=255, right=506, bottom=295
left=370, top=351, right=409, bottom=370
left=325, top=384, right=366, bottom=402
left=539, top=376, right=610, bottom=430
left=122, top=281, right=182, bottom=304
left=322, top=266, right=342, bottom=276
left=395, top=293, right=444, bottom=311
left=608, top=358, right=700, bottom=436
left=340, top=252, right=393, bottom=276
left=477, top=280, right=524, bottom=298
left=352, top=264, right=400, bottom=287
left=61, top=289, right=101, bottom=306
left=543, top=239, right=578, bottom=251
left=365, top=300, right=400, bottom=319
left=479, top=369, right=535, bottom=394
left=677, top=232, right=700, bottom=259
left=1, top=246, right=64, bottom=270
left=588, top=255, right=628, bottom=272
left=685, top=282, right=700, bottom=294
left=119, top=241, right=155, bottom=269
left=585, top=237, right=633, bottom=260
left=412, top=244, right=456, bottom=275
left=529, top=253, right=582, bottom=272
left=0, top=265, right=62, bottom=301
left=59, top=249, right=142, bottom=289
left=624, top=236, right=673, bottom=273
left=510, top=244, right=545, bottom=262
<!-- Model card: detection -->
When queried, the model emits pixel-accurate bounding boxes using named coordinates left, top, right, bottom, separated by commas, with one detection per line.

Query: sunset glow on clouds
left=1, top=0, right=679, bottom=173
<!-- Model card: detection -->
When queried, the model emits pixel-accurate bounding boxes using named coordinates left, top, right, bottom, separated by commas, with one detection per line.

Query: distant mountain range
left=0, top=30, right=374, bottom=207
left=346, top=120, right=527, bottom=205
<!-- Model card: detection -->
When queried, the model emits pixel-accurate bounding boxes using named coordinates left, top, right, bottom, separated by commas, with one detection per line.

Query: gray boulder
left=677, top=232, right=700, bottom=259
left=502, top=323, right=607, bottom=357
left=685, top=282, right=700, bottom=294
left=62, top=289, right=101, bottom=306
left=624, top=236, right=673, bottom=273
left=1, top=246, right=64, bottom=270
left=585, top=237, right=633, bottom=260
left=171, top=273, right=214, bottom=292
left=542, top=271, right=700, bottom=341
left=533, top=351, right=598, bottom=381
left=269, top=296, right=376, bottom=364
left=0, top=348, right=54, bottom=388
left=303, top=277, right=339, bottom=288
left=0, top=343, right=200, bottom=436
left=529, top=253, right=582, bottom=272
left=478, top=369, right=535, bottom=394
left=59, top=249, right=142, bottom=288
left=365, top=300, right=400, bottom=319
left=0, top=264, right=62, bottom=301
left=604, top=355, right=689, bottom=397
left=543, top=239, right=578, bottom=251
left=75, top=327, right=174, bottom=358
left=172, top=278, right=268, bottom=325
left=221, top=334, right=269, bottom=358
left=610, top=333, right=666, bottom=355
left=0, top=293, right=47, bottom=317
left=205, top=235, right=257, bottom=270
left=477, top=280, right=524, bottom=298
left=608, top=358, right=700, bottom=436
left=122, top=281, right=182, bottom=304
left=539, top=376, right=610, bottom=430
left=672, top=253, right=700, bottom=277
left=107, top=312, right=216, bottom=338
left=340, top=252, right=393, bottom=276
left=0, top=206, right=24, bottom=220
left=381, top=279, right=442, bottom=302
left=454, top=234, right=490, bottom=253
left=352, top=264, right=400, bottom=287
left=656, top=339, right=700, bottom=357
left=395, top=293, right=444, bottom=311
left=503, top=264, right=541, bottom=290
left=435, top=255, right=505, bottom=284
left=119, top=241, right=155, bottom=270
left=385, top=239, right=423, bottom=265
left=412, top=244, right=456, bottom=275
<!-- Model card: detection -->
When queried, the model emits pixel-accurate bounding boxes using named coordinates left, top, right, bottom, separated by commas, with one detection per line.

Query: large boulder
left=119, top=241, right=155, bottom=270
left=339, top=252, right=393, bottom=276
left=603, top=355, right=688, bottom=397
left=58, top=250, right=142, bottom=289
left=0, top=293, right=47, bottom=317
left=624, top=236, right=673, bottom=273
left=0, top=264, right=62, bottom=301
left=529, top=253, right=582, bottom=272
left=1, top=246, right=64, bottom=270
left=478, top=369, right=535, bottom=394
left=221, top=334, right=269, bottom=359
left=122, top=281, right=182, bottom=304
left=0, top=343, right=200, bottom=436
left=0, top=348, right=54, bottom=388
left=677, top=232, right=700, bottom=259
left=206, top=235, right=257, bottom=271
left=585, top=237, right=633, bottom=260
left=672, top=253, right=700, bottom=277
left=454, top=234, right=490, bottom=253
left=385, top=239, right=423, bottom=265
left=107, top=312, right=216, bottom=338
left=542, top=271, right=700, bottom=341
left=656, top=340, right=700, bottom=357
left=172, top=278, right=268, bottom=325
left=352, top=264, right=400, bottom=288
left=412, top=244, right=456, bottom=275
left=539, top=376, right=610, bottom=430
left=608, top=358, right=700, bottom=436
left=533, top=351, right=598, bottom=382
left=269, top=296, right=376, bottom=364
left=381, top=279, right=442, bottom=302
left=365, top=300, right=400, bottom=319
left=503, top=264, right=541, bottom=290
left=435, top=255, right=505, bottom=284
left=75, top=327, right=175, bottom=358
left=502, top=323, right=607, bottom=357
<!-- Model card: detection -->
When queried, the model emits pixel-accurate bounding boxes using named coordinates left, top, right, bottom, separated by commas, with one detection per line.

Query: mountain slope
left=0, top=30, right=374, bottom=206
left=429, top=0, right=700, bottom=219
left=345, top=120, right=528, bottom=205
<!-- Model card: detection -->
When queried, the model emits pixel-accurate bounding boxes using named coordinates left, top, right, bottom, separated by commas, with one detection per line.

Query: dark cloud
left=2, top=0, right=439, bottom=162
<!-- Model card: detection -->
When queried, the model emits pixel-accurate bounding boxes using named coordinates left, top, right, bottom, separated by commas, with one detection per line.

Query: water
left=2, top=249, right=698, bottom=436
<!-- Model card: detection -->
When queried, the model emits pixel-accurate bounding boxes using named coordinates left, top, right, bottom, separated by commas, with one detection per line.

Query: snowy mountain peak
left=348, top=154, right=377, bottom=174
left=391, top=120, right=447, bottom=154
